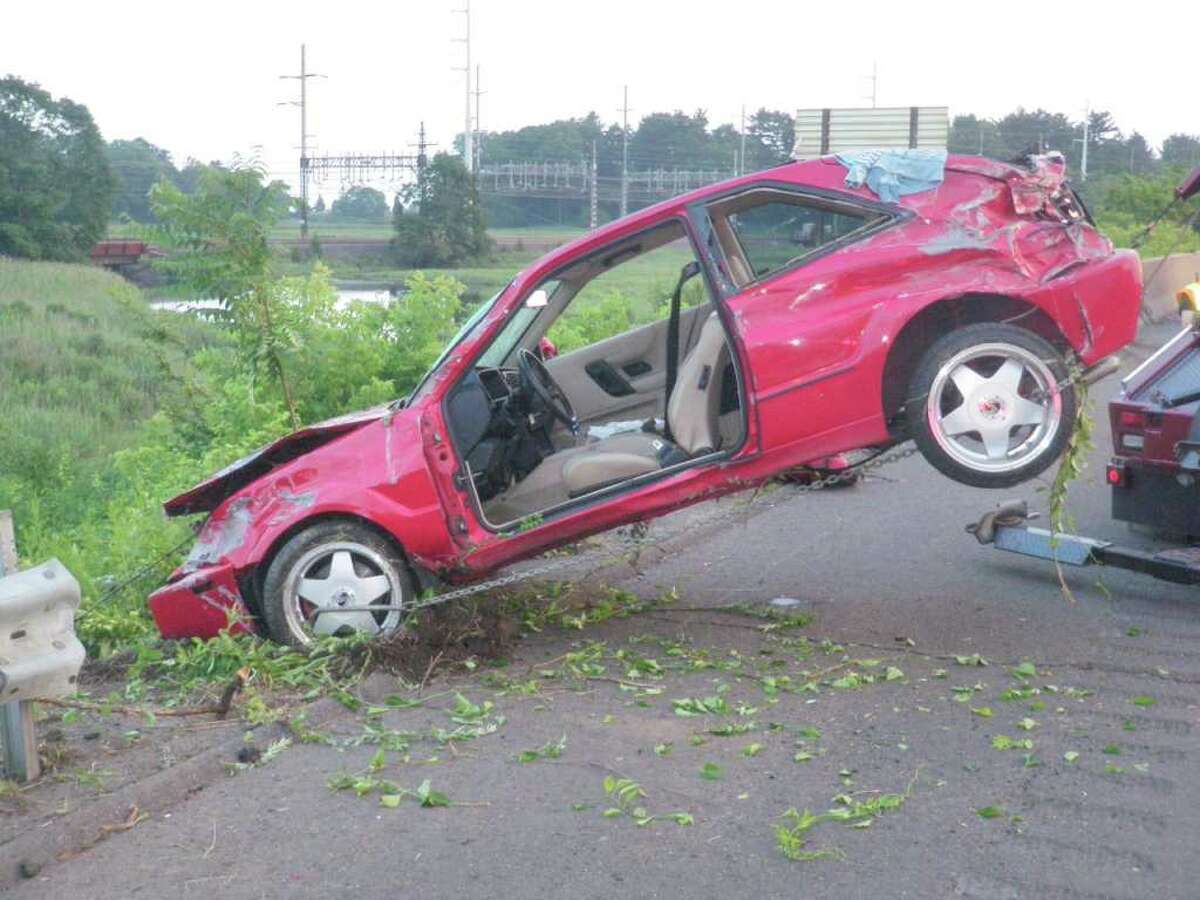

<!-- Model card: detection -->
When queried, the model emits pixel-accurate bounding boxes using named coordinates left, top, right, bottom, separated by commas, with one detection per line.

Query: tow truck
left=969, top=164, right=1200, bottom=588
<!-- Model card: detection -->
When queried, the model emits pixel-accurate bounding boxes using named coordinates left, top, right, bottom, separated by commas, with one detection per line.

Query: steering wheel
left=518, top=348, right=579, bottom=434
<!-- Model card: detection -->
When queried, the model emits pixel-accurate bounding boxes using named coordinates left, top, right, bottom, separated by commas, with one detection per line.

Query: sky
left=4, top=0, right=1193, bottom=196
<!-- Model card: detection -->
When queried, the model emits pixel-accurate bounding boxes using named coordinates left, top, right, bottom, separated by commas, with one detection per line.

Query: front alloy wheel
left=261, top=522, right=412, bottom=647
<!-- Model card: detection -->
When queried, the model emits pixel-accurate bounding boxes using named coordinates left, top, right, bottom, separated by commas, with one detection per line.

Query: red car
left=150, top=152, right=1142, bottom=645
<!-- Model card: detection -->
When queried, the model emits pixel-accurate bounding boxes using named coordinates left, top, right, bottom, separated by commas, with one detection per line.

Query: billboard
left=792, top=107, right=949, bottom=159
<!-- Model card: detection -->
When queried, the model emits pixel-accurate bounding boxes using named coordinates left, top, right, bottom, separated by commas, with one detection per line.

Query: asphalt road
left=14, top=322, right=1198, bottom=900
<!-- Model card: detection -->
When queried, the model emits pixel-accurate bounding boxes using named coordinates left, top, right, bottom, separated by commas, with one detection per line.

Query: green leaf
left=1129, top=695, right=1156, bottom=708
left=1063, top=751, right=1080, bottom=763
left=793, top=751, right=814, bottom=763
left=1022, top=753, right=1041, bottom=768
left=992, top=735, right=1034, bottom=751
left=1102, top=744, right=1121, bottom=755
left=1011, top=661, right=1037, bottom=679
left=954, top=654, right=989, bottom=667
left=369, top=748, right=387, bottom=771
left=699, top=762, right=723, bottom=781
left=977, top=806, right=1005, bottom=819
left=885, top=666, right=905, bottom=682
left=971, top=707, right=993, bottom=718
left=741, top=743, right=764, bottom=758
left=670, top=812, right=694, bottom=826
left=517, top=750, right=540, bottom=763
left=1016, top=717, right=1037, bottom=731
left=379, top=794, right=403, bottom=809
left=798, top=727, right=821, bottom=740
left=601, top=807, right=623, bottom=818
left=654, top=742, right=673, bottom=757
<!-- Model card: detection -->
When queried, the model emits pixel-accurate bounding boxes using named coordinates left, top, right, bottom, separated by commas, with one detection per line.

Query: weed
left=991, top=735, right=1034, bottom=751
left=517, top=734, right=567, bottom=763
left=672, top=696, right=730, bottom=717
left=601, top=776, right=691, bottom=827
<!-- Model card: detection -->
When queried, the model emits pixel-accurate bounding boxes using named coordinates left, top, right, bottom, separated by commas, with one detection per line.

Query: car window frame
left=693, top=181, right=909, bottom=297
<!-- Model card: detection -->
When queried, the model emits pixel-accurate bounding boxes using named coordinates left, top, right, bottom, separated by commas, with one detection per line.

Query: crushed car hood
left=163, top=405, right=391, bottom=516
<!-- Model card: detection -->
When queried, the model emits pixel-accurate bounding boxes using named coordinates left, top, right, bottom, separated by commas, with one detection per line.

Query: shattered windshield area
left=403, top=287, right=505, bottom=405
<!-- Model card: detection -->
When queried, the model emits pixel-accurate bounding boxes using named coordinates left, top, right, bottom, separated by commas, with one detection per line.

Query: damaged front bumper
left=147, top=564, right=259, bottom=640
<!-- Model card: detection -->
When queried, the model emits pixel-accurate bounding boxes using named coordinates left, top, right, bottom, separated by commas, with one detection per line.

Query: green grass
left=0, top=258, right=217, bottom=543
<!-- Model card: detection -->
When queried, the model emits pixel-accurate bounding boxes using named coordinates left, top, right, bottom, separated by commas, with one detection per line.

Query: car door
left=540, top=226, right=711, bottom=428
left=544, top=304, right=709, bottom=426
left=700, top=185, right=898, bottom=457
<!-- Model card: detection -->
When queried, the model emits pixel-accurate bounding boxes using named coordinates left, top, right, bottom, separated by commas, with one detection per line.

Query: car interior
left=444, top=219, right=746, bottom=528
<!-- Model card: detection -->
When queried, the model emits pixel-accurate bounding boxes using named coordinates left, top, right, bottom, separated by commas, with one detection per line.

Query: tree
left=1163, top=134, right=1200, bottom=167
left=107, top=138, right=179, bottom=222
left=0, top=76, right=114, bottom=260
left=745, top=109, right=795, bottom=171
left=313, top=194, right=326, bottom=215
left=330, top=185, right=388, bottom=221
left=150, top=163, right=302, bottom=427
left=393, top=153, right=490, bottom=267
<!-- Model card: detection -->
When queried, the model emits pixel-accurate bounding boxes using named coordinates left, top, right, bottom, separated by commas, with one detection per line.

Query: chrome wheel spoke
left=298, top=577, right=334, bottom=608
left=939, top=403, right=975, bottom=437
left=1009, top=396, right=1047, bottom=427
left=328, top=550, right=357, bottom=580
left=988, top=358, right=1026, bottom=394
left=979, top=424, right=1012, bottom=460
left=359, top=574, right=392, bottom=603
left=949, top=364, right=985, bottom=398
left=313, top=609, right=380, bottom=637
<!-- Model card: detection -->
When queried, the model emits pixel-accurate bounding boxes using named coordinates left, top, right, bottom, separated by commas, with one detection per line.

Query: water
left=150, top=287, right=401, bottom=313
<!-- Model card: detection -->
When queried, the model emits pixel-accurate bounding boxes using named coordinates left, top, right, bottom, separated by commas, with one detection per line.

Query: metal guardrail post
left=0, top=509, right=35, bottom=781
left=1, top=701, right=38, bottom=783
left=0, top=511, right=75, bottom=784
left=0, top=510, right=16, bottom=578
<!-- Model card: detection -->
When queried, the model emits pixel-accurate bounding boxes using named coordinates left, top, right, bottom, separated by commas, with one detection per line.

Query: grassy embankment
left=0, top=257, right=217, bottom=578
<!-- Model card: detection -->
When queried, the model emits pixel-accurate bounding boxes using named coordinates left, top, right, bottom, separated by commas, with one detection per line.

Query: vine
left=1045, top=363, right=1094, bottom=601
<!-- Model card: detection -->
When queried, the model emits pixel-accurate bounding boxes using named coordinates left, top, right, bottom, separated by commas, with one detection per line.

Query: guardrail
left=0, top=511, right=86, bottom=782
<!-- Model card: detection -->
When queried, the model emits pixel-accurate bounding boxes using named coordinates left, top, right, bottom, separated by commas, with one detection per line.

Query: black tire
left=260, top=520, right=413, bottom=648
left=904, top=323, right=1076, bottom=489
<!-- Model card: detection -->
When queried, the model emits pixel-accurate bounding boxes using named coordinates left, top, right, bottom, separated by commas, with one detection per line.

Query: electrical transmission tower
left=279, top=44, right=325, bottom=238
left=620, top=86, right=632, bottom=217
left=452, top=1, right=473, bottom=173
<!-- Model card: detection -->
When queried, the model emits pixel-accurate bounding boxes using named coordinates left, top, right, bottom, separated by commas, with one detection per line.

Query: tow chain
left=400, top=441, right=920, bottom=615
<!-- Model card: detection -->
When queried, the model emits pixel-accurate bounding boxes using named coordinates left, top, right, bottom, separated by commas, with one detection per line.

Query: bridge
left=301, top=153, right=733, bottom=205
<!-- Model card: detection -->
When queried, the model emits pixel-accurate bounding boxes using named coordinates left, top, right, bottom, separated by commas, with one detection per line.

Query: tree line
left=3, top=71, right=1199, bottom=264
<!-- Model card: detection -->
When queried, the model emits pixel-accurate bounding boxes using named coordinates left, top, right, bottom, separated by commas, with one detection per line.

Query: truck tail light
left=1106, top=462, right=1128, bottom=488
left=1118, top=410, right=1145, bottom=429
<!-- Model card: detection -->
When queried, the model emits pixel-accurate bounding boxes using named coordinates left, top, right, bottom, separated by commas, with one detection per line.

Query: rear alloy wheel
left=906, top=323, right=1076, bottom=489
left=261, top=521, right=412, bottom=647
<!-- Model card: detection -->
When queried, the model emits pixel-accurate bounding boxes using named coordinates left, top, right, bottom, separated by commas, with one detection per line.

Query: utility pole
left=739, top=104, right=746, bottom=176
left=473, top=64, right=485, bottom=173
left=620, top=85, right=631, bottom=217
left=410, top=122, right=432, bottom=211
left=279, top=44, right=324, bottom=239
left=589, top=140, right=598, bottom=230
left=1075, top=101, right=1090, bottom=182
left=453, top=1, right=473, bottom=173
left=868, top=60, right=878, bottom=108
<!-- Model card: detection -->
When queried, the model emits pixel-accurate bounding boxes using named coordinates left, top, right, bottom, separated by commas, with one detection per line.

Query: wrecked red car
left=150, top=151, right=1142, bottom=645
